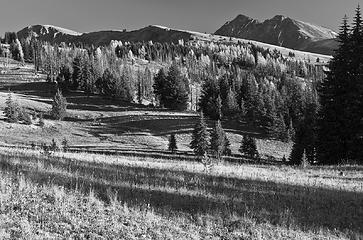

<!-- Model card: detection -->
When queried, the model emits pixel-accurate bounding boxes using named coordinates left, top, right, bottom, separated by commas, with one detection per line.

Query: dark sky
left=0, top=0, right=361, bottom=34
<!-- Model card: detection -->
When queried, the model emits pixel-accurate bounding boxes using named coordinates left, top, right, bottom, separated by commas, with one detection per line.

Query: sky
left=0, top=0, right=361, bottom=35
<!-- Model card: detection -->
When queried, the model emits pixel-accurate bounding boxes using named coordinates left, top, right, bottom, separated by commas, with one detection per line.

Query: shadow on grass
left=0, top=152, right=362, bottom=234
left=88, top=115, right=266, bottom=140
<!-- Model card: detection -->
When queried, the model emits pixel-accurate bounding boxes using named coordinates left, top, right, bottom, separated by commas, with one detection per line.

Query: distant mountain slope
left=17, top=25, right=192, bottom=45
left=17, top=25, right=81, bottom=43
left=215, top=15, right=337, bottom=55
left=16, top=24, right=333, bottom=62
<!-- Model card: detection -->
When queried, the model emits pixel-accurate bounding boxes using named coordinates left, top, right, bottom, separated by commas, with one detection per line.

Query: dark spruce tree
left=351, top=7, right=363, bottom=160
left=168, top=134, right=178, bottom=153
left=239, top=136, right=259, bottom=160
left=190, top=112, right=210, bottom=158
left=290, top=89, right=319, bottom=165
left=317, top=11, right=363, bottom=164
left=72, top=56, right=82, bottom=90
left=153, top=64, right=189, bottom=111
left=153, top=68, right=168, bottom=107
left=57, top=65, right=72, bottom=92
left=198, top=78, right=222, bottom=120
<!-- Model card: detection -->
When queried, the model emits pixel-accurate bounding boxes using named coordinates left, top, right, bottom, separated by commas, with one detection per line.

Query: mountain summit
left=17, top=25, right=82, bottom=43
left=215, top=14, right=338, bottom=54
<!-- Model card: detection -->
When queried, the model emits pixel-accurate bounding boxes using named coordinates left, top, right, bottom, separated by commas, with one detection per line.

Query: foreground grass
left=0, top=147, right=362, bottom=239
left=0, top=173, right=349, bottom=240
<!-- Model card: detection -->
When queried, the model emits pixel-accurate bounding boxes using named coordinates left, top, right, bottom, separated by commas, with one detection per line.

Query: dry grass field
left=0, top=147, right=362, bottom=239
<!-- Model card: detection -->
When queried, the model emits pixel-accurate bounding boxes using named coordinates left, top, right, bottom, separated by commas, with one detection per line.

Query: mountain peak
left=26, top=24, right=82, bottom=36
left=235, top=14, right=253, bottom=20
left=270, top=15, right=287, bottom=21
left=215, top=14, right=337, bottom=54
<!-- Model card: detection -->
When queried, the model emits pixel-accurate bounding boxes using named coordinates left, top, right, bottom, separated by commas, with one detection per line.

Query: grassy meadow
left=0, top=147, right=362, bottom=239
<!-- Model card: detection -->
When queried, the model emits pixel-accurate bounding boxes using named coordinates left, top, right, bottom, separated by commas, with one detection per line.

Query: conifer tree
left=301, top=149, right=309, bottom=168
left=153, top=68, right=168, bottom=107
left=190, top=112, right=210, bottom=158
left=51, top=89, right=67, bottom=121
left=287, top=119, right=296, bottom=142
left=271, top=114, right=288, bottom=142
left=210, top=120, right=230, bottom=161
left=317, top=13, right=362, bottom=164
left=4, top=91, right=20, bottom=123
left=38, top=113, right=45, bottom=127
left=239, top=136, right=259, bottom=160
left=198, top=77, right=221, bottom=120
left=168, top=134, right=178, bottom=153
left=72, top=56, right=82, bottom=90
left=81, top=59, right=93, bottom=94
left=153, top=65, right=189, bottom=110
left=216, top=95, right=223, bottom=120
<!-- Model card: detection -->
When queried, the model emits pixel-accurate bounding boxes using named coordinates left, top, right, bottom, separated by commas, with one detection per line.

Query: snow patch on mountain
left=28, top=25, right=82, bottom=36
left=43, top=25, right=82, bottom=36
left=293, top=20, right=337, bottom=40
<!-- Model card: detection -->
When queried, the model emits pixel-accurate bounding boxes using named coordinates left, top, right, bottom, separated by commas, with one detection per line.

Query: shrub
left=40, top=143, right=51, bottom=156
left=20, top=110, right=32, bottom=125
left=49, top=139, right=59, bottom=152
left=62, top=138, right=69, bottom=152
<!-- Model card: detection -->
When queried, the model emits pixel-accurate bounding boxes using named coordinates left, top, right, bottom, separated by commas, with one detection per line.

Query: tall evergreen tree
left=210, top=120, right=230, bottom=161
left=51, top=89, right=67, bottom=121
left=72, top=56, right=82, bottom=90
left=153, top=68, right=168, bottom=106
left=153, top=64, right=189, bottom=110
left=317, top=12, right=362, bottom=164
left=190, top=112, right=210, bottom=158
left=198, top=77, right=221, bottom=120
left=4, top=92, right=20, bottom=123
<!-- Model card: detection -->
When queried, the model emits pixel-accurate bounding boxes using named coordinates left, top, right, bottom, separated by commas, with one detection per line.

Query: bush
left=20, top=110, right=32, bottom=125
left=49, top=139, right=59, bottom=152
left=62, top=138, right=69, bottom=152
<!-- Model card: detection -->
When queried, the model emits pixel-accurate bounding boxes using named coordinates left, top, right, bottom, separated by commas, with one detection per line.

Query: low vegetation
left=0, top=147, right=361, bottom=239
